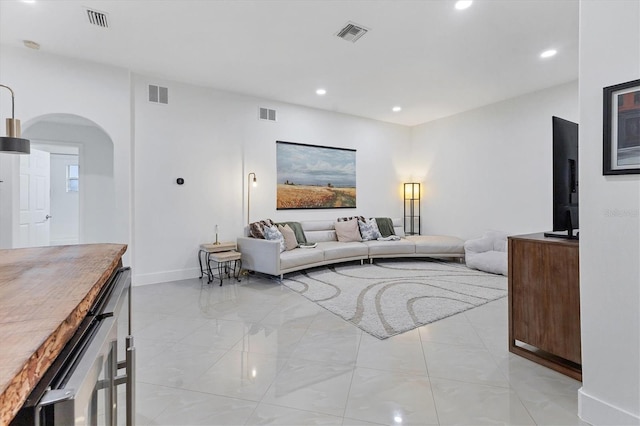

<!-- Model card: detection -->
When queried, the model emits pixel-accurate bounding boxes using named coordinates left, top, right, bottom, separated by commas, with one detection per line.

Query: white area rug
left=282, top=259, right=507, bottom=339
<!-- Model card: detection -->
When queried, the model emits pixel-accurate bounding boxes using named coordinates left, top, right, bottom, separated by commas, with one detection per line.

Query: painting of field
left=277, top=141, right=356, bottom=209
left=277, top=184, right=356, bottom=209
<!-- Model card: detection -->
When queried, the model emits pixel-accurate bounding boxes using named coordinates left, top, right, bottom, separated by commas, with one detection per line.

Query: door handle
left=45, top=214, right=52, bottom=220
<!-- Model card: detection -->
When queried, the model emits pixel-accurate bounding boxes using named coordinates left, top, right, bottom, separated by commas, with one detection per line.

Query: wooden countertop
left=0, top=244, right=127, bottom=426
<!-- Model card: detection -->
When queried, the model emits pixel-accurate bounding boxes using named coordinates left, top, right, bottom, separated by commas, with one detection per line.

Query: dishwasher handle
left=115, top=335, right=135, bottom=426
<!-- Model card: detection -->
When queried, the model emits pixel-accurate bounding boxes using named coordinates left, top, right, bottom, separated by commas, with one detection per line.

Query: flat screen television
left=545, top=116, right=579, bottom=239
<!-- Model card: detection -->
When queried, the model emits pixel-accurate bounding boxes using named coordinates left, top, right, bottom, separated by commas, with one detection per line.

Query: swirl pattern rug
left=282, top=259, right=507, bottom=339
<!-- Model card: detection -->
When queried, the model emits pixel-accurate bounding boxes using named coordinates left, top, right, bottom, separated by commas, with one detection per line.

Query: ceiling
left=0, top=0, right=579, bottom=127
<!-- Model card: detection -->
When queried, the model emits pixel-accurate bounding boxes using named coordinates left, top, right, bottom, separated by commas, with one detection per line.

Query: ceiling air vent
left=259, top=107, right=277, bottom=122
left=336, top=22, right=369, bottom=43
left=148, top=85, right=169, bottom=105
left=85, top=8, right=109, bottom=28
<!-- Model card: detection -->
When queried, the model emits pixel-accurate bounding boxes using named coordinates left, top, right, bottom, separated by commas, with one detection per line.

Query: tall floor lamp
left=404, top=182, right=421, bottom=235
left=247, top=172, right=257, bottom=224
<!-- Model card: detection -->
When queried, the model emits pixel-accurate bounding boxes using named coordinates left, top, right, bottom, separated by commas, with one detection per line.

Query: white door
left=18, top=149, right=51, bottom=247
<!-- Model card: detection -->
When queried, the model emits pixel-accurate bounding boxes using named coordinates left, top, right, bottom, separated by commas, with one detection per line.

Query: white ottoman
left=464, top=230, right=508, bottom=275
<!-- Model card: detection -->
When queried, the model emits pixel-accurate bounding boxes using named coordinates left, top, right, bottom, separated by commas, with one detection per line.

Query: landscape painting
left=276, top=141, right=356, bottom=209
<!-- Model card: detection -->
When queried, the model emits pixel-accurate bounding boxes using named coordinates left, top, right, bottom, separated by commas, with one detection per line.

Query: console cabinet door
left=508, top=235, right=581, bottom=377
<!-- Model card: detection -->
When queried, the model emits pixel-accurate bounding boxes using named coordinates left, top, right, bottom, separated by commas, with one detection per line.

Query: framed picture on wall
left=603, top=79, right=640, bottom=175
left=276, top=141, right=356, bottom=209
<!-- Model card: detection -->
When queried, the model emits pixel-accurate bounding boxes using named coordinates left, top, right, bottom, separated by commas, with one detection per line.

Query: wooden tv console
left=508, top=233, right=581, bottom=381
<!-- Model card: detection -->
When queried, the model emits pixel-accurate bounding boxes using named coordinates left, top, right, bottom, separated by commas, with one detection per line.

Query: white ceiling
left=0, top=0, right=579, bottom=126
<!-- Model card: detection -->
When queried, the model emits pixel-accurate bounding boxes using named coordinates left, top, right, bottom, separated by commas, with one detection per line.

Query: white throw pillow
left=334, top=218, right=362, bottom=242
left=278, top=224, right=298, bottom=251
left=263, top=224, right=285, bottom=252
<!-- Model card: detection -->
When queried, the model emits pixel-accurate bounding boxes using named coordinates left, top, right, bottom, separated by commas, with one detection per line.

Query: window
left=67, top=164, right=79, bottom=192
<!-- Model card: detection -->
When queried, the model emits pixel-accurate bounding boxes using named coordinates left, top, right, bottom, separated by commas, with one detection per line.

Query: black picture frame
left=276, top=141, right=356, bottom=210
left=603, top=79, right=640, bottom=175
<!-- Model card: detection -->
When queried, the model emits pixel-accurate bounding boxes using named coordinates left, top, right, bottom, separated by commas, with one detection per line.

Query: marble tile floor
left=128, top=272, right=589, bottom=426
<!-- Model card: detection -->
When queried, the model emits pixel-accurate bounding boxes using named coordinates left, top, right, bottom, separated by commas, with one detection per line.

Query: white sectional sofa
left=237, top=218, right=465, bottom=279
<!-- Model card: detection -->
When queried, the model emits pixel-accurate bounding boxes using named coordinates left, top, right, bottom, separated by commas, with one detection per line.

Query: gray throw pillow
left=263, top=224, right=285, bottom=252
left=358, top=218, right=382, bottom=241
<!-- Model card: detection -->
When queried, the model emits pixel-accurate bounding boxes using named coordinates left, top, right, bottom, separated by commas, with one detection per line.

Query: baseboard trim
left=579, top=387, right=640, bottom=425
left=134, top=267, right=201, bottom=286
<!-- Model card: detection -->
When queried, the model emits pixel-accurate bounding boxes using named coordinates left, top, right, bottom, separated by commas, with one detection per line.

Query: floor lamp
left=403, top=182, right=420, bottom=235
left=247, top=172, right=257, bottom=225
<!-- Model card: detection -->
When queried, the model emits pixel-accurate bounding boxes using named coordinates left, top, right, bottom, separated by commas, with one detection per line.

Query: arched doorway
left=0, top=113, right=116, bottom=248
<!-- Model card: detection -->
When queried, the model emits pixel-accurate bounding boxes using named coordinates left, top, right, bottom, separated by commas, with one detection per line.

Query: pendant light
left=0, top=84, right=30, bottom=154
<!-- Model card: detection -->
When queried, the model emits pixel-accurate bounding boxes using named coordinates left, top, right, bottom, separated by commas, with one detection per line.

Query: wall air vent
left=259, top=107, right=277, bottom=122
left=85, top=8, right=109, bottom=28
left=336, top=22, right=369, bottom=43
left=148, top=85, right=169, bottom=105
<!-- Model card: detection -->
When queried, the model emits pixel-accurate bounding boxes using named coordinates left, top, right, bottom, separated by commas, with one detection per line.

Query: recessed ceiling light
left=540, top=49, right=557, bottom=58
left=392, top=106, right=402, bottom=112
left=21, top=0, right=36, bottom=3
left=455, top=0, right=473, bottom=10
left=316, top=88, right=327, bottom=95
left=23, top=40, right=40, bottom=50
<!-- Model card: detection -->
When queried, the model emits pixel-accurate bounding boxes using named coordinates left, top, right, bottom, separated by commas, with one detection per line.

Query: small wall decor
left=603, top=79, right=640, bottom=175
left=276, top=141, right=356, bottom=209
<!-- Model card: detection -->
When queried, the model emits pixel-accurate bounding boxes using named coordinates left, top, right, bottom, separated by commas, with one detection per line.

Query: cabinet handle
left=115, top=336, right=136, bottom=426
left=126, top=336, right=136, bottom=426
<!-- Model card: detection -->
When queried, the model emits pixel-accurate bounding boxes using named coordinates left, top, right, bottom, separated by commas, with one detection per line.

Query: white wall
left=578, top=1, right=640, bottom=424
left=0, top=45, right=410, bottom=285
left=0, top=155, right=20, bottom=248
left=26, top=121, right=116, bottom=245
left=0, top=46, right=131, bottom=261
left=410, top=81, right=579, bottom=239
left=133, top=75, right=411, bottom=284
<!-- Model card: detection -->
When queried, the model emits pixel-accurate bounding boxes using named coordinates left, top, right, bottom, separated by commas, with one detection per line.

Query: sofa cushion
left=407, top=235, right=465, bottom=255
left=263, top=225, right=285, bottom=252
left=278, top=224, right=298, bottom=251
left=364, top=239, right=416, bottom=256
left=301, top=220, right=334, bottom=232
left=301, top=220, right=337, bottom=243
left=334, top=218, right=362, bottom=242
left=392, top=217, right=405, bottom=237
left=318, top=241, right=369, bottom=261
left=280, top=248, right=325, bottom=270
